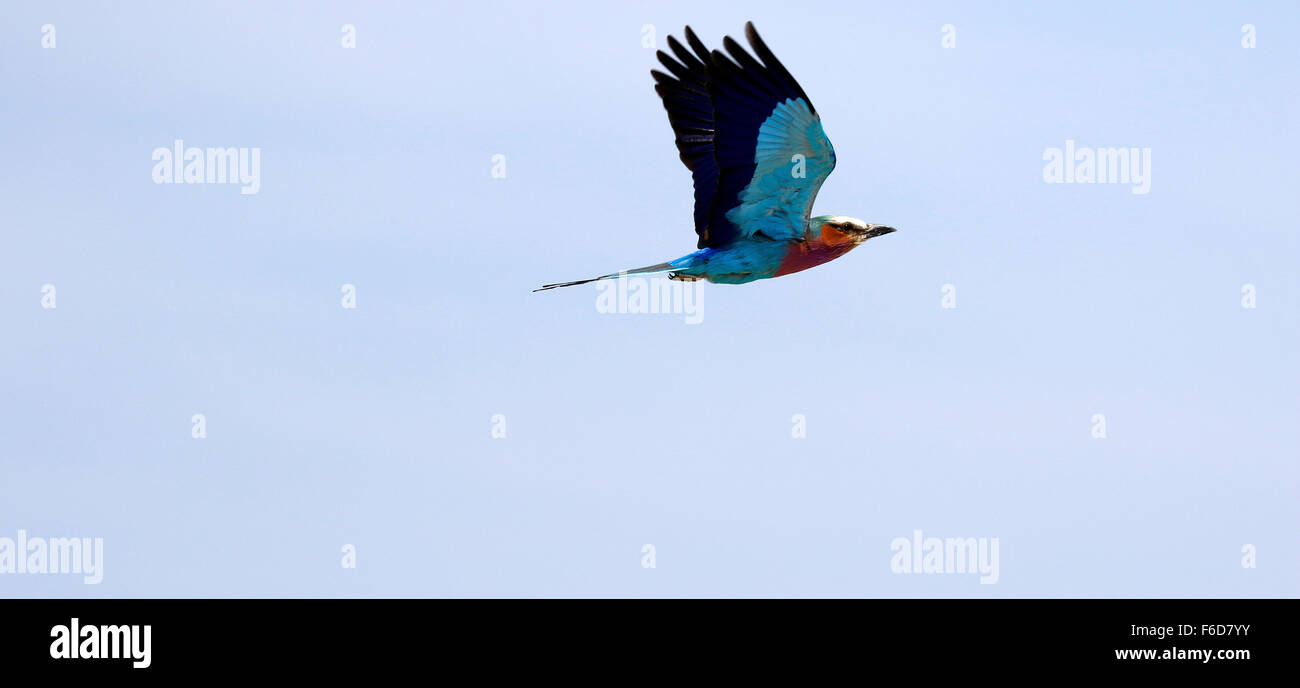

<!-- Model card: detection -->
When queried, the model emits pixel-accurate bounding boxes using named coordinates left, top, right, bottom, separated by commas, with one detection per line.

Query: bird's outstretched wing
left=651, top=22, right=836, bottom=249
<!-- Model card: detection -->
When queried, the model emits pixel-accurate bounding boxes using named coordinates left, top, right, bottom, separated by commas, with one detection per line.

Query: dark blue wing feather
left=651, top=22, right=834, bottom=249
left=651, top=28, right=719, bottom=245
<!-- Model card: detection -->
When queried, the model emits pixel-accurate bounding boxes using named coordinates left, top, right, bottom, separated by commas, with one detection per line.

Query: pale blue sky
left=2, top=1, right=1296, bottom=597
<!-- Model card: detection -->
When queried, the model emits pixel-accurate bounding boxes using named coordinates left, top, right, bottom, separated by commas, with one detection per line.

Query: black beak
left=865, top=225, right=897, bottom=239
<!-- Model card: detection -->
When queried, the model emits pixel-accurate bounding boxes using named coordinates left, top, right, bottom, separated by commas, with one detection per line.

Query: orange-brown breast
left=773, top=224, right=858, bottom=277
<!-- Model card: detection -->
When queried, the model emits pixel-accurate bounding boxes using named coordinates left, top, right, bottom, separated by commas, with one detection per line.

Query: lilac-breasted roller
left=536, top=22, right=896, bottom=292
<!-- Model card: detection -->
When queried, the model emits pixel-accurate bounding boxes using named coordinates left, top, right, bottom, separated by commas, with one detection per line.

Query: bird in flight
left=536, top=22, right=895, bottom=291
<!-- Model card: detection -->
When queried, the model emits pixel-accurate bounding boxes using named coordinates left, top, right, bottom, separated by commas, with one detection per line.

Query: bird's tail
left=534, top=261, right=677, bottom=292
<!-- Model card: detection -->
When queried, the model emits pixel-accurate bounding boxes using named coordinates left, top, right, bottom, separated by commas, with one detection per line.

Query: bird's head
left=813, top=215, right=897, bottom=245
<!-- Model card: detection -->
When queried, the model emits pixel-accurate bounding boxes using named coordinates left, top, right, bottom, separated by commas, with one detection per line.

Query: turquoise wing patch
left=725, top=98, right=837, bottom=243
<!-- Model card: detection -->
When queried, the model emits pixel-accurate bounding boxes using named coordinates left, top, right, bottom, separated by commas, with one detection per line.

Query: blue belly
left=670, top=242, right=789, bottom=284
